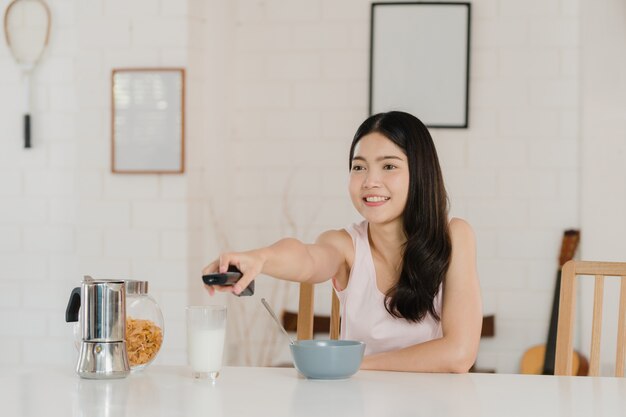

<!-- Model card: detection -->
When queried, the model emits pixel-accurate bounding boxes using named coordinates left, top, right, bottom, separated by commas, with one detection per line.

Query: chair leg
left=330, top=291, right=340, bottom=340
left=555, top=261, right=576, bottom=376
left=297, top=283, right=314, bottom=340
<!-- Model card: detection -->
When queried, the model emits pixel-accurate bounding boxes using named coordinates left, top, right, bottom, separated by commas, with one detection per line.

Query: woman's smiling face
left=349, top=132, right=409, bottom=225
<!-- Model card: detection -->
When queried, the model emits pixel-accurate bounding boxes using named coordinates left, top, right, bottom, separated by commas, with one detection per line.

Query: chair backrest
left=555, top=260, right=626, bottom=376
left=295, top=283, right=496, bottom=344
left=296, top=282, right=340, bottom=340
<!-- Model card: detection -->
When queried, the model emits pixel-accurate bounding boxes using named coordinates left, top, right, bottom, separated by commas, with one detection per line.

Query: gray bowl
left=289, top=340, right=365, bottom=380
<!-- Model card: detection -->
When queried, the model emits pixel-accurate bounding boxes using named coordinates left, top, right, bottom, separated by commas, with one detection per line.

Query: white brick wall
left=0, top=0, right=200, bottom=369
left=578, top=0, right=626, bottom=374
left=0, top=0, right=605, bottom=375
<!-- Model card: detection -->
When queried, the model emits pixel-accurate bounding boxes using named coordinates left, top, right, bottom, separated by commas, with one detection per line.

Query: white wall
left=1, top=0, right=615, bottom=374
left=0, top=0, right=209, bottom=367
left=223, top=0, right=582, bottom=373
left=579, top=0, right=626, bottom=375
left=450, top=0, right=581, bottom=372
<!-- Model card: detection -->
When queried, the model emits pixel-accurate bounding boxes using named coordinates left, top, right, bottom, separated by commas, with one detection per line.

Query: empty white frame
left=112, top=68, right=185, bottom=173
left=369, top=2, right=470, bottom=128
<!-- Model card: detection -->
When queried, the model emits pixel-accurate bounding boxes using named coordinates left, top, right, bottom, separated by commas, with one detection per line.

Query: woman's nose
left=362, top=171, right=381, bottom=188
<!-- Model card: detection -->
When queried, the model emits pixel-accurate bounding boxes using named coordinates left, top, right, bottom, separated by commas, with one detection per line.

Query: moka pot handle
left=65, top=287, right=81, bottom=322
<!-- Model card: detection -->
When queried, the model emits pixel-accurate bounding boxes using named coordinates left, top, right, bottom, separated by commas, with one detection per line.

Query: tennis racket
left=3, top=0, right=51, bottom=148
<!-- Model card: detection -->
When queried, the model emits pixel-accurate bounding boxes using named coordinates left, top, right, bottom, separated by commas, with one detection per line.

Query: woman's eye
left=351, top=165, right=365, bottom=171
left=383, top=164, right=396, bottom=170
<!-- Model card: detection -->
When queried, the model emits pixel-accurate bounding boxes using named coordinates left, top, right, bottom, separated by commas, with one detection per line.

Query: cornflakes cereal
left=126, top=317, right=163, bottom=367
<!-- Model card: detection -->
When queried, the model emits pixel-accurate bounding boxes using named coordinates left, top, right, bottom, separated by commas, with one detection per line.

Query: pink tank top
left=334, top=221, right=443, bottom=356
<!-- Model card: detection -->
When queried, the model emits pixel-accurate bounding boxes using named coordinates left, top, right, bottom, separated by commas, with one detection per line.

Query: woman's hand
left=202, top=249, right=267, bottom=296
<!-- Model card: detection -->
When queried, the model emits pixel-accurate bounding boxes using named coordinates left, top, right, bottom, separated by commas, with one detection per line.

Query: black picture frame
left=369, top=2, right=471, bottom=128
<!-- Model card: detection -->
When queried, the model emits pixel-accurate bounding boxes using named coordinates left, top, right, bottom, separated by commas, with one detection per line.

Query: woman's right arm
left=202, top=230, right=349, bottom=295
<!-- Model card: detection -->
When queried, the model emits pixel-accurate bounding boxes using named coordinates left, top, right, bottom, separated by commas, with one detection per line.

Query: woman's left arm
left=360, top=218, right=483, bottom=373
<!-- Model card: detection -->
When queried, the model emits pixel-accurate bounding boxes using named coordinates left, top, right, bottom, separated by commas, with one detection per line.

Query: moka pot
left=65, top=276, right=130, bottom=379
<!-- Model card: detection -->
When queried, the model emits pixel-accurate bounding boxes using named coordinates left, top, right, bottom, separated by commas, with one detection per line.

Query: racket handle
left=24, top=114, right=31, bottom=148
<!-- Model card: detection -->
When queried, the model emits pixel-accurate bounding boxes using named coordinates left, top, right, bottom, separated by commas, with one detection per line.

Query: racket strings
left=4, top=0, right=51, bottom=65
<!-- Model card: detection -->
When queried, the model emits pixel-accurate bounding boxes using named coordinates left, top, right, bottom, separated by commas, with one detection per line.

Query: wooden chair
left=555, top=260, right=626, bottom=376
left=293, top=282, right=340, bottom=340
left=469, top=315, right=496, bottom=373
left=289, top=283, right=495, bottom=349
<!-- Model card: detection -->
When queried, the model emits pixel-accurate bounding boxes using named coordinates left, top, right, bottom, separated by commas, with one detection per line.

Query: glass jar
left=125, top=280, right=165, bottom=371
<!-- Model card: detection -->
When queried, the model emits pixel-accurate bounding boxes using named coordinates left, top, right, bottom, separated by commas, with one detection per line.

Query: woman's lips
left=362, top=195, right=390, bottom=206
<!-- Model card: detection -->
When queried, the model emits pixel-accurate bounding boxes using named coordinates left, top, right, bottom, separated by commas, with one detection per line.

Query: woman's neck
left=368, top=220, right=406, bottom=269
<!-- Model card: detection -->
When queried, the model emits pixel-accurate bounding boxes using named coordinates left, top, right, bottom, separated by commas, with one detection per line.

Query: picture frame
left=369, top=2, right=471, bottom=128
left=111, top=68, right=185, bottom=173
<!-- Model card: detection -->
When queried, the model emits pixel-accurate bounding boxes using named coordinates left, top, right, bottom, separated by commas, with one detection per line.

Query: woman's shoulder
left=316, top=227, right=354, bottom=251
left=318, top=220, right=366, bottom=243
left=447, top=217, right=477, bottom=264
left=448, top=217, right=476, bottom=243
left=316, top=226, right=358, bottom=266
left=316, top=228, right=355, bottom=286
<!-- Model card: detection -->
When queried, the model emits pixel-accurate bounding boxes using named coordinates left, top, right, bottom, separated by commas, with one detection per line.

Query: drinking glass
left=186, top=305, right=227, bottom=381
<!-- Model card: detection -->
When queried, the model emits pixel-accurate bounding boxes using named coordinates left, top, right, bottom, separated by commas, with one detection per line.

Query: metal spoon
left=261, top=298, right=295, bottom=345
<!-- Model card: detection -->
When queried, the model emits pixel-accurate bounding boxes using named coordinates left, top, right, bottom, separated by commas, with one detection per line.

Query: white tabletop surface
left=2, top=365, right=625, bottom=417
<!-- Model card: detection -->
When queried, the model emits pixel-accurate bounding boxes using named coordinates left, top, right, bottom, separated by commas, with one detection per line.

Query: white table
left=2, top=366, right=625, bottom=417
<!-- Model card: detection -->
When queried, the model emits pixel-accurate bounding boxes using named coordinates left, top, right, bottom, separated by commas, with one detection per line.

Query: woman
left=203, top=111, right=482, bottom=373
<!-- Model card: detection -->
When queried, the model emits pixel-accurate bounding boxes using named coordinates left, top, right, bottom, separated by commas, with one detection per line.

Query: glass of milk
left=186, top=305, right=227, bottom=381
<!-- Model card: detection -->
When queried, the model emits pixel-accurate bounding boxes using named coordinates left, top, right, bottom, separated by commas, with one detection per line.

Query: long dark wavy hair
left=349, top=111, right=451, bottom=322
